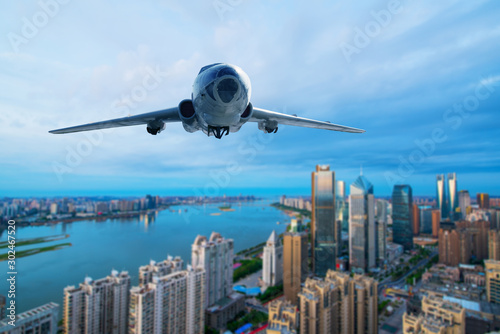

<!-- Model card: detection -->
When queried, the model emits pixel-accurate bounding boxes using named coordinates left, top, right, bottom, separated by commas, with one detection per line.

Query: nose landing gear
left=208, top=126, right=230, bottom=139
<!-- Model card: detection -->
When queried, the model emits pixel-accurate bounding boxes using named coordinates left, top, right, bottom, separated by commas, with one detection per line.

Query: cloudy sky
left=1, top=0, right=499, bottom=198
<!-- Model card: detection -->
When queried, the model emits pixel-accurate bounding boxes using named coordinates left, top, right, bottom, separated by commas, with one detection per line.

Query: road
left=378, top=252, right=438, bottom=294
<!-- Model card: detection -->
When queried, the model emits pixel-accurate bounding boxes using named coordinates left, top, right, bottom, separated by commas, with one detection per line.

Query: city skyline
left=1, top=1, right=500, bottom=198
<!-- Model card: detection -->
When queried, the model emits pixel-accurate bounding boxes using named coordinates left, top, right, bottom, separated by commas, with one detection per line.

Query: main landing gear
left=208, top=126, right=230, bottom=139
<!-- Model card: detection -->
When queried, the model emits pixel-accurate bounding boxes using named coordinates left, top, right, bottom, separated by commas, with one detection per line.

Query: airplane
left=49, top=63, right=365, bottom=139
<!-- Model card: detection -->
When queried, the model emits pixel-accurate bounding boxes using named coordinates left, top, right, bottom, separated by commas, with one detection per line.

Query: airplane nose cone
left=216, top=78, right=239, bottom=103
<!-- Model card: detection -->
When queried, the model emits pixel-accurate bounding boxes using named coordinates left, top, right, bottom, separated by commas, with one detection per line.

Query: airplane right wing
left=249, top=107, right=365, bottom=133
left=49, top=107, right=181, bottom=134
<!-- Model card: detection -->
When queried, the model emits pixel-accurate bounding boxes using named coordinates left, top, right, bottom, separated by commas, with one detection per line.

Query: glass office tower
left=349, top=175, right=375, bottom=273
left=436, top=175, right=448, bottom=220
left=392, top=185, right=414, bottom=251
left=311, top=165, right=338, bottom=277
left=448, top=173, right=458, bottom=220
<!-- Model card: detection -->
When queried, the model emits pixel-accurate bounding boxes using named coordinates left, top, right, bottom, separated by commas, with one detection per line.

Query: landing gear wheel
left=208, top=126, right=230, bottom=139
left=265, top=127, right=278, bottom=134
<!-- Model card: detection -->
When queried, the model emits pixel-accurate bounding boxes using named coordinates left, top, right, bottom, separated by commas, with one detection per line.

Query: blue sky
left=1, top=0, right=499, bottom=198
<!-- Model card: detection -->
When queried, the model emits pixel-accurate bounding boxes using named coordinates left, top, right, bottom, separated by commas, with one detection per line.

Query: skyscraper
left=458, top=190, right=471, bottom=219
left=263, top=230, right=283, bottom=287
left=336, top=180, right=346, bottom=199
left=376, top=220, right=387, bottom=264
left=283, top=219, right=308, bottom=305
left=412, top=204, right=420, bottom=235
left=336, top=180, right=349, bottom=232
left=129, top=266, right=205, bottom=334
left=431, top=209, right=441, bottom=238
left=392, top=185, right=414, bottom=251
left=436, top=175, right=448, bottom=220
left=191, top=232, right=233, bottom=308
left=349, top=174, right=376, bottom=273
left=448, top=173, right=458, bottom=220
left=376, top=199, right=388, bottom=224
left=311, top=165, right=338, bottom=277
left=477, top=193, right=490, bottom=209
left=63, top=270, right=130, bottom=334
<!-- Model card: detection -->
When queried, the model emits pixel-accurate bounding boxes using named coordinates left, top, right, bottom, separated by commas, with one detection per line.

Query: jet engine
left=146, top=120, right=166, bottom=135
left=178, top=99, right=199, bottom=133
left=258, top=119, right=278, bottom=133
left=240, top=102, right=254, bottom=122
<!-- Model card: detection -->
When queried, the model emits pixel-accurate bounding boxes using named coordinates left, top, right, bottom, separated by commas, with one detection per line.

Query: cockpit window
left=217, top=78, right=239, bottom=103
left=198, top=63, right=223, bottom=74
left=216, top=67, right=238, bottom=78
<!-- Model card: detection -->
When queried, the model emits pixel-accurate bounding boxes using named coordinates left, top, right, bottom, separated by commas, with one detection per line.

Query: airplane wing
left=249, top=107, right=365, bottom=133
left=49, top=107, right=180, bottom=134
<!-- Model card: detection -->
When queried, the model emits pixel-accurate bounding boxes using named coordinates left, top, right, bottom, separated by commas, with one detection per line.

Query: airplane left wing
left=249, top=107, right=365, bottom=133
left=49, top=107, right=180, bottom=134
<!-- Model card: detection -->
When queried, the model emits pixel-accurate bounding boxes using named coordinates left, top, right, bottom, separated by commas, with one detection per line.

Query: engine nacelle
left=146, top=120, right=165, bottom=135
left=240, top=102, right=253, bottom=122
left=178, top=99, right=199, bottom=133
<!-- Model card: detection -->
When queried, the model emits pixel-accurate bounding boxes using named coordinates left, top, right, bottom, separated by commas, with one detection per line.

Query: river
left=0, top=200, right=289, bottom=314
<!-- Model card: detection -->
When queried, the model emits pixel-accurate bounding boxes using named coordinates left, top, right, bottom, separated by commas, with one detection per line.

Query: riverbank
left=6, top=207, right=170, bottom=228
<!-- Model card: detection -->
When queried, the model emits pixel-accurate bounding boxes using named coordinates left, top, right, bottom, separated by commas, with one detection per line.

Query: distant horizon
left=1, top=188, right=497, bottom=200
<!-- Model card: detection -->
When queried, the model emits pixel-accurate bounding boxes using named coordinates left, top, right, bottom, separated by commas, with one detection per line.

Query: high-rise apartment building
left=392, top=185, right=414, bottom=251
left=402, top=294, right=465, bottom=334
left=458, top=190, right=471, bottom=219
left=485, top=260, right=500, bottom=304
left=431, top=209, right=441, bottom=238
left=0, top=302, right=59, bottom=334
left=63, top=270, right=130, bottom=334
left=477, top=193, right=490, bottom=209
left=191, top=232, right=233, bottom=308
left=489, top=230, right=500, bottom=261
left=299, top=277, right=339, bottom=334
left=349, top=174, right=376, bottom=273
left=263, top=230, right=283, bottom=287
left=311, top=165, right=339, bottom=277
left=412, top=204, right=420, bottom=235
left=138, top=255, right=183, bottom=286
left=129, top=266, right=205, bottom=334
left=436, top=174, right=448, bottom=220
left=283, top=220, right=308, bottom=305
left=267, top=300, right=298, bottom=334
left=439, top=220, right=490, bottom=266
left=298, top=270, right=378, bottom=334
left=448, top=173, right=458, bottom=220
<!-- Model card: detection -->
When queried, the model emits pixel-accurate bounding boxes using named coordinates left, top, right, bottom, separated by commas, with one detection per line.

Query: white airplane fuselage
left=188, top=63, right=253, bottom=137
